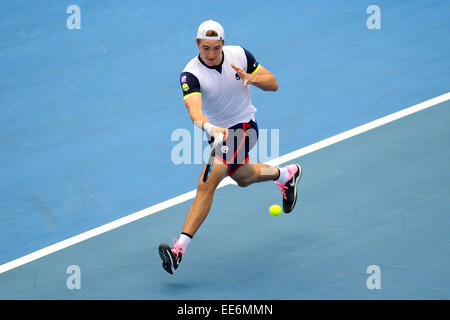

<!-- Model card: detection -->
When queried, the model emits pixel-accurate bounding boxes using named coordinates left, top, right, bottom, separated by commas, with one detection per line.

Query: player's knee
left=232, top=166, right=255, bottom=187
left=235, top=177, right=251, bottom=188
left=198, top=175, right=222, bottom=193
left=197, top=180, right=215, bottom=193
left=237, top=181, right=250, bottom=188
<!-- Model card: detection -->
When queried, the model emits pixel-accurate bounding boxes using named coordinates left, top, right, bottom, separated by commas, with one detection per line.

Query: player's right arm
left=183, top=93, right=208, bottom=131
left=181, top=72, right=227, bottom=140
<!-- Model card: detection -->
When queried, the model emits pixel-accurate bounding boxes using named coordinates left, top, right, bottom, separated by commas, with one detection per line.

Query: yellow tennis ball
left=269, top=204, right=282, bottom=216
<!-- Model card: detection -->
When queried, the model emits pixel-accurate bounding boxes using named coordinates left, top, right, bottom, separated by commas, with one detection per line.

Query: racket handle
left=203, top=164, right=211, bottom=182
left=203, top=133, right=224, bottom=183
left=213, top=132, right=224, bottom=149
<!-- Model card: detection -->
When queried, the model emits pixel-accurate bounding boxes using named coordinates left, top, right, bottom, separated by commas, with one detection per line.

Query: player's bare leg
left=182, top=158, right=228, bottom=236
left=232, top=162, right=302, bottom=213
left=230, top=162, right=279, bottom=187
left=158, top=158, right=227, bottom=274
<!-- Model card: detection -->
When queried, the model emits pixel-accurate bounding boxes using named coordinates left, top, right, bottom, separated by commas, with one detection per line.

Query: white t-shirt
left=180, top=45, right=261, bottom=129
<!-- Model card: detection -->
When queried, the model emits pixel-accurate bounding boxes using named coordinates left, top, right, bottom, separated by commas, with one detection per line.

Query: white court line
left=1, top=92, right=449, bottom=274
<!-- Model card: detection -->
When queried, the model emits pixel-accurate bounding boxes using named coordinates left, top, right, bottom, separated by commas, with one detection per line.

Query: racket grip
left=202, top=164, right=211, bottom=182
left=213, top=133, right=224, bottom=149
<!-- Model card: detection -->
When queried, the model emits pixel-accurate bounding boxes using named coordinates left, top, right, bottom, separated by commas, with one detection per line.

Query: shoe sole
left=158, top=243, right=175, bottom=275
left=285, top=164, right=302, bottom=214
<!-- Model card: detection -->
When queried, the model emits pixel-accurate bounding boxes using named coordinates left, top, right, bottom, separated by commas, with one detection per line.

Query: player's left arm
left=231, top=63, right=279, bottom=91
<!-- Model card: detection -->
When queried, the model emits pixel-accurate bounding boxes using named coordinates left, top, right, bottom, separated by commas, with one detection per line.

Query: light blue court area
left=1, top=100, right=449, bottom=299
left=1, top=0, right=450, bottom=266
left=1, top=0, right=450, bottom=300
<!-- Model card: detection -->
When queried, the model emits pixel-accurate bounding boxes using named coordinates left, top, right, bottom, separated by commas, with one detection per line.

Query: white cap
left=196, top=20, right=225, bottom=41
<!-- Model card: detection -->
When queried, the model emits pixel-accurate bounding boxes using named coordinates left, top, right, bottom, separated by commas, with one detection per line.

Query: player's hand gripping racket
left=203, top=132, right=224, bottom=182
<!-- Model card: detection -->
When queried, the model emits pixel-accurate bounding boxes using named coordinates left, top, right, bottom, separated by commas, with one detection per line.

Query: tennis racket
left=202, top=132, right=224, bottom=182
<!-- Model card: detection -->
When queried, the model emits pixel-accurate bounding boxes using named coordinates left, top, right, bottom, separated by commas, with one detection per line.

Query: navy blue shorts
left=208, top=120, right=259, bottom=176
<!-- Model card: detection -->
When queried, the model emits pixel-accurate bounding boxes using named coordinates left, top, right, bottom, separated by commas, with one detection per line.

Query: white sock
left=275, top=167, right=290, bottom=184
left=177, top=233, right=192, bottom=251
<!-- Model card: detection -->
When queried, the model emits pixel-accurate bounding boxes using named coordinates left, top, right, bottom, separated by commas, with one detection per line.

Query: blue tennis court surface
left=1, top=0, right=449, bottom=299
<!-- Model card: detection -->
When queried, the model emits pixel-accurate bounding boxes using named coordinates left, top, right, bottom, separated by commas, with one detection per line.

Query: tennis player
left=159, top=20, right=302, bottom=274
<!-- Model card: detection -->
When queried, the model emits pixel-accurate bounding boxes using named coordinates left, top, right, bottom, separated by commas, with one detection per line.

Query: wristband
left=203, top=122, right=214, bottom=136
